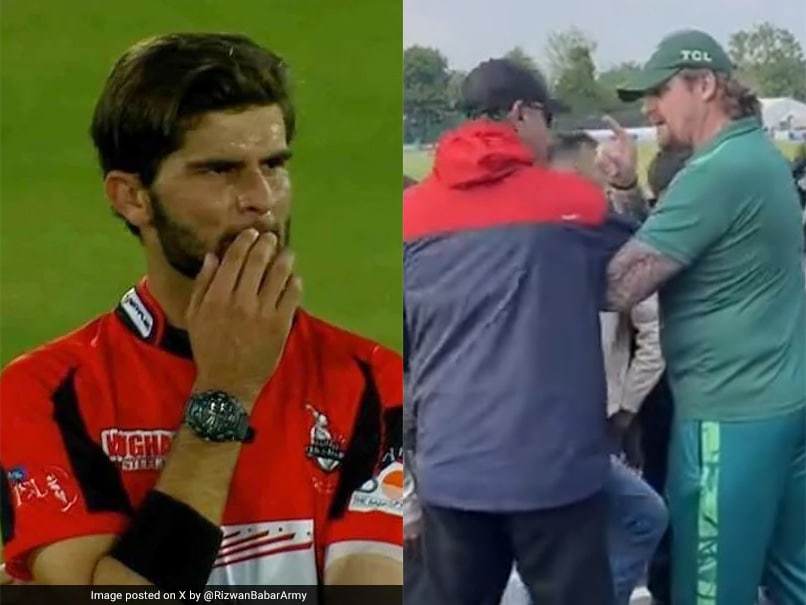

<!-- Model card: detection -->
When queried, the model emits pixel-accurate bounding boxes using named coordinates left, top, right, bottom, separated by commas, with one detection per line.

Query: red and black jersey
left=0, top=279, right=403, bottom=584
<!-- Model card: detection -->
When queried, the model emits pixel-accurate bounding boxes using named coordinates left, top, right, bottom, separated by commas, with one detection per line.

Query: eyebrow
left=186, top=149, right=293, bottom=171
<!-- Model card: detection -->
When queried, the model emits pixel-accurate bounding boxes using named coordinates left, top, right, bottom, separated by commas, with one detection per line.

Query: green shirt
left=637, top=118, right=806, bottom=421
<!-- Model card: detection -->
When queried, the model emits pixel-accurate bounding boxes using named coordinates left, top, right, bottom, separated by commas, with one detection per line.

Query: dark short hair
left=460, top=58, right=564, bottom=120
left=91, top=32, right=296, bottom=236
left=549, top=131, right=598, bottom=162
left=647, top=146, right=692, bottom=198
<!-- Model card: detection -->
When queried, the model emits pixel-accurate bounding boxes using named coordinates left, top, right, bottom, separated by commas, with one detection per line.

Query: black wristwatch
left=184, top=390, right=254, bottom=443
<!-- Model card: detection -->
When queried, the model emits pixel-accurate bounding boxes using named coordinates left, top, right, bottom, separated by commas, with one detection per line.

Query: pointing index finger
left=602, top=115, right=629, bottom=141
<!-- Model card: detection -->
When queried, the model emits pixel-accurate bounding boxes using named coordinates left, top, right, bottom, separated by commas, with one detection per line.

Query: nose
left=235, top=167, right=274, bottom=215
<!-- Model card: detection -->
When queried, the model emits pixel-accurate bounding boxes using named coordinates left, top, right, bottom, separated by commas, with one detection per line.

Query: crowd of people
left=403, top=28, right=806, bottom=605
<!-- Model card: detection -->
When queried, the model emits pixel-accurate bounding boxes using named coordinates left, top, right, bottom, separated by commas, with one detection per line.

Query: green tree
left=598, top=61, right=642, bottom=111
left=728, top=23, right=806, bottom=100
left=544, top=29, right=608, bottom=115
left=544, top=28, right=597, bottom=85
left=552, top=44, right=605, bottom=115
left=446, top=69, right=467, bottom=110
left=598, top=61, right=641, bottom=92
left=504, top=46, right=541, bottom=75
left=403, top=45, right=451, bottom=141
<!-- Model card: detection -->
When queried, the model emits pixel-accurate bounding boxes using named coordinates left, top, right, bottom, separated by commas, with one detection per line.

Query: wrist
left=109, top=490, right=223, bottom=591
left=192, top=381, right=258, bottom=409
left=609, top=177, right=639, bottom=191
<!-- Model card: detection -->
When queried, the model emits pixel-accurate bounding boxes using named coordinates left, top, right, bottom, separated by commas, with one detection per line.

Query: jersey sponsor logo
left=120, top=287, right=155, bottom=339
left=6, top=465, right=79, bottom=513
left=7, top=466, right=27, bottom=484
left=348, top=461, right=403, bottom=517
left=100, top=428, right=174, bottom=471
left=304, top=404, right=345, bottom=473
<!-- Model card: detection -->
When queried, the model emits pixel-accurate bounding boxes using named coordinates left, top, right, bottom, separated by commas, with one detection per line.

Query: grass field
left=0, top=1, right=403, bottom=368
left=404, top=141, right=801, bottom=183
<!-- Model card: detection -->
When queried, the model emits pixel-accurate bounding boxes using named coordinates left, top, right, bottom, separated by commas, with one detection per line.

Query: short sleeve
left=323, top=347, right=402, bottom=569
left=637, top=161, right=732, bottom=267
left=0, top=362, right=130, bottom=581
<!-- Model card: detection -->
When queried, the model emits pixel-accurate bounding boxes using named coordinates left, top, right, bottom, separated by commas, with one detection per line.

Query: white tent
left=760, top=97, right=806, bottom=130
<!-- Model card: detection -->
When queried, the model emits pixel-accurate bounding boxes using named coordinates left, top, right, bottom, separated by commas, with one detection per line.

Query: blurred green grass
left=0, top=0, right=403, bottom=368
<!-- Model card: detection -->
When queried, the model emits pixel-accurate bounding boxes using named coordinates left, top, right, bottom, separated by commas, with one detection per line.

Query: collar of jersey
left=114, top=277, right=194, bottom=359
left=689, top=117, right=760, bottom=166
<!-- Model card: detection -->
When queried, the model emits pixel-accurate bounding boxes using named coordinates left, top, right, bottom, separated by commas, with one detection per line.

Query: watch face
left=186, top=391, right=248, bottom=442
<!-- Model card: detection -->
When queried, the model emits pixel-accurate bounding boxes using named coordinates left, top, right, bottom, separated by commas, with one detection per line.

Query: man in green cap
left=601, top=29, right=806, bottom=605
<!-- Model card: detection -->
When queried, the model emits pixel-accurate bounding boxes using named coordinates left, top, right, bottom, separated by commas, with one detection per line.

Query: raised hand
left=186, top=229, right=303, bottom=409
left=596, top=115, right=639, bottom=189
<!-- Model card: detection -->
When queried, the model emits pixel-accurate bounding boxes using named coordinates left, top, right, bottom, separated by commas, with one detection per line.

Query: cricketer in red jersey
left=0, top=33, right=402, bottom=588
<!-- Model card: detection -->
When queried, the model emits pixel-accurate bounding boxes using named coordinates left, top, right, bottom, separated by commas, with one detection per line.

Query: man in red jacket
left=404, top=58, right=635, bottom=605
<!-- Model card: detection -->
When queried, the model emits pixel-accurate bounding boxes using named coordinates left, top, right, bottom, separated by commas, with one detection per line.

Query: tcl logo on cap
left=680, top=50, right=713, bottom=62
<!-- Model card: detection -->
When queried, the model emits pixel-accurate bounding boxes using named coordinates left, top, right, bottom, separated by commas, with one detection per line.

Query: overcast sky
left=403, top=0, right=806, bottom=72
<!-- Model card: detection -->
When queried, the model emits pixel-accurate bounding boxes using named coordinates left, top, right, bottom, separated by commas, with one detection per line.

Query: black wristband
left=610, top=179, right=639, bottom=191
left=109, top=490, right=223, bottom=591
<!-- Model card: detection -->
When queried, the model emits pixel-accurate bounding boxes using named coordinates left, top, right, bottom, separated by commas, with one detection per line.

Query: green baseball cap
left=617, top=29, right=735, bottom=102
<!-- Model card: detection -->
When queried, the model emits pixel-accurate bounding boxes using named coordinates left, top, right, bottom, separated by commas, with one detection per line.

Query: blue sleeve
left=403, top=304, right=410, bottom=375
left=402, top=296, right=417, bottom=453
left=588, top=212, right=637, bottom=310
left=597, top=212, right=638, bottom=264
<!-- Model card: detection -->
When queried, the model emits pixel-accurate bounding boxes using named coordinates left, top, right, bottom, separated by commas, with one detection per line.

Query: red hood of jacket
left=432, top=120, right=536, bottom=188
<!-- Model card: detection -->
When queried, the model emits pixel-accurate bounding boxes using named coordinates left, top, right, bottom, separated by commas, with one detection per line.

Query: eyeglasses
left=526, top=102, right=554, bottom=128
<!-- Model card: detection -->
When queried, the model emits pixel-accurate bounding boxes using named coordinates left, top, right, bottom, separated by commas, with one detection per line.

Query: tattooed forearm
left=606, top=239, right=682, bottom=311
left=608, top=186, right=650, bottom=222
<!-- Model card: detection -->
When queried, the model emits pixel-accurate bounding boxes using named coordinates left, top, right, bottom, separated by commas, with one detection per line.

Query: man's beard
left=149, top=191, right=290, bottom=279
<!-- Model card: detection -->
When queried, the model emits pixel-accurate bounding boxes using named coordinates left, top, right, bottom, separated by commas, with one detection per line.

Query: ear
left=104, top=171, right=153, bottom=229
left=508, top=100, right=525, bottom=122
left=701, top=71, right=719, bottom=102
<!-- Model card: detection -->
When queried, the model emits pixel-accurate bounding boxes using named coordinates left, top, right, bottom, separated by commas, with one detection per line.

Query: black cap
left=460, top=58, right=567, bottom=117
